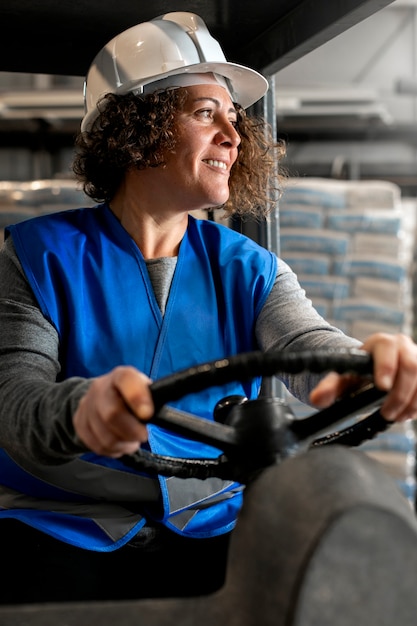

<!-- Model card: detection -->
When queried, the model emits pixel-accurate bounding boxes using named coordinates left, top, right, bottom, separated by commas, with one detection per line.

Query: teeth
left=204, top=159, right=227, bottom=170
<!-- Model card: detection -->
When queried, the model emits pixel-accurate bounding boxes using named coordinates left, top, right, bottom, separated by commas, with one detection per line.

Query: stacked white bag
left=280, top=177, right=416, bottom=508
left=0, top=178, right=94, bottom=240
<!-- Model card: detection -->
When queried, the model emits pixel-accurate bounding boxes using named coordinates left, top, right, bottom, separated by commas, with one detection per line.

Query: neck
left=110, top=174, right=189, bottom=259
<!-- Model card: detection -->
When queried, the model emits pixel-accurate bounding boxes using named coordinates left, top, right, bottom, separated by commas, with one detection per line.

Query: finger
left=74, top=370, right=151, bottom=455
left=77, top=410, right=142, bottom=457
left=111, top=367, right=154, bottom=421
left=361, top=333, right=399, bottom=392
left=379, top=343, right=417, bottom=421
left=361, top=334, right=417, bottom=421
left=309, top=372, right=358, bottom=408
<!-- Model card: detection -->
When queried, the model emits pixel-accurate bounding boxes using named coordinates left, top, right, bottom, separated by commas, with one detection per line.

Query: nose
left=215, top=118, right=241, bottom=148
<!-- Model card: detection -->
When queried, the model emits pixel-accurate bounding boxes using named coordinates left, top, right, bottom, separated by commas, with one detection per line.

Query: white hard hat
left=81, top=11, right=269, bottom=131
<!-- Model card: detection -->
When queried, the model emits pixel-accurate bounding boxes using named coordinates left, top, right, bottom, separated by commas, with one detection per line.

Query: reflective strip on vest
left=0, top=483, right=145, bottom=550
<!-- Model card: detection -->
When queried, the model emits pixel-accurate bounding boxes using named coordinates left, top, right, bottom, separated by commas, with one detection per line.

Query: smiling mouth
left=203, top=159, right=228, bottom=170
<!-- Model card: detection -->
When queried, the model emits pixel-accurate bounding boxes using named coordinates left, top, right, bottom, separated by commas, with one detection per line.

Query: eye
left=193, top=107, right=238, bottom=128
left=195, top=108, right=214, bottom=120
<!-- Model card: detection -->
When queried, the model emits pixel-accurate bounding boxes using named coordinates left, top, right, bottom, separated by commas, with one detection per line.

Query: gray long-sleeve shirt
left=0, top=236, right=360, bottom=465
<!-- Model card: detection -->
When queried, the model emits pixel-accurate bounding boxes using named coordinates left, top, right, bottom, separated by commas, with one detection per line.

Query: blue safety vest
left=1, top=205, right=277, bottom=549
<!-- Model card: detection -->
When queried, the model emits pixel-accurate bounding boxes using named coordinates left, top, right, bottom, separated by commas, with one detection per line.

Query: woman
left=0, top=12, right=416, bottom=604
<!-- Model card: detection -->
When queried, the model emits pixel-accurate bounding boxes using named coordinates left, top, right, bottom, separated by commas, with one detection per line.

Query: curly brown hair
left=73, top=90, right=287, bottom=219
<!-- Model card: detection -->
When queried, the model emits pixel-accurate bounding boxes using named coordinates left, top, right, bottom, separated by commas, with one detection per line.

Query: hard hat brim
left=133, top=61, right=270, bottom=109
left=81, top=61, right=268, bottom=131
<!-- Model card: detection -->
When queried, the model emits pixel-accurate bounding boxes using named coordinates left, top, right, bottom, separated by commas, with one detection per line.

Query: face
left=154, top=83, right=241, bottom=212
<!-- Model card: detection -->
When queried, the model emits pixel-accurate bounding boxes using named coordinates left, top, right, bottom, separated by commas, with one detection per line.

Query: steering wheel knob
left=214, top=395, right=248, bottom=425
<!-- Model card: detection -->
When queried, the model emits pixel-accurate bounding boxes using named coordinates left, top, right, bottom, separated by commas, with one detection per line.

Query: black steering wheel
left=121, top=348, right=390, bottom=484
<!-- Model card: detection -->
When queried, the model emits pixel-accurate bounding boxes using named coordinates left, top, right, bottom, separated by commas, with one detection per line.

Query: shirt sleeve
left=0, top=237, right=90, bottom=464
left=256, top=257, right=361, bottom=403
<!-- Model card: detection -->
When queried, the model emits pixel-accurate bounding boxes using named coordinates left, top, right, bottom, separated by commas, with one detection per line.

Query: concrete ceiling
left=275, top=0, right=417, bottom=189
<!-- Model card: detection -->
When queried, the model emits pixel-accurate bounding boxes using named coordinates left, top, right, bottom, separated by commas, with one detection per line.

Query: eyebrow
left=192, top=96, right=237, bottom=115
